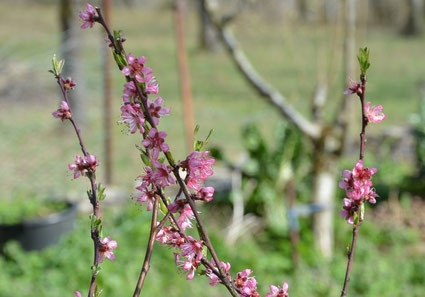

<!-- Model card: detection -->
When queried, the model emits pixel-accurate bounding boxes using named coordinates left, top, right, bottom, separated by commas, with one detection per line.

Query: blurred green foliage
left=0, top=201, right=424, bottom=297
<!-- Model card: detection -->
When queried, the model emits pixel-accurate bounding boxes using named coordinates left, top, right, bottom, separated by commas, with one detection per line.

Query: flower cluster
left=365, top=102, right=386, bottom=123
left=266, top=283, right=289, bottom=297
left=339, top=160, right=378, bottom=224
left=68, top=154, right=99, bottom=179
left=52, top=101, right=72, bottom=121
left=79, top=3, right=96, bottom=29
left=98, top=236, right=118, bottom=263
left=181, top=151, right=215, bottom=191
left=76, top=5, right=290, bottom=295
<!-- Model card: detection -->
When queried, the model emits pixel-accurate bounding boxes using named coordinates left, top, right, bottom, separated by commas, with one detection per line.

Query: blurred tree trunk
left=297, top=0, right=309, bottom=20
left=199, top=0, right=219, bottom=52
left=60, top=0, right=86, bottom=126
left=402, top=0, right=424, bottom=36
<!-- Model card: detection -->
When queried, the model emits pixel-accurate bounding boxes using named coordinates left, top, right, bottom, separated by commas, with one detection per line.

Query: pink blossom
left=206, top=258, right=231, bottom=286
left=151, top=162, right=175, bottom=188
left=146, top=77, right=159, bottom=95
left=122, top=81, right=137, bottom=103
left=142, top=128, right=169, bottom=158
left=62, top=77, right=76, bottom=90
left=68, top=154, right=99, bottom=179
left=155, top=226, right=184, bottom=248
left=180, top=236, right=203, bottom=260
left=79, top=3, right=96, bottom=29
left=339, top=160, right=377, bottom=198
left=168, top=201, right=195, bottom=230
left=138, top=163, right=175, bottom=190
left=121, top=54, right=152, bottom=83
left=135, top=187, right=156, bottom=211
left=74, top=292, right=82, bottom=297
left=52, top=101, right=72, bottom=121
left=181, top=151, right=215, bottom=191
left=365, top=102, right=386, bottom=123
left=98, top=236, right=117, bottom=263
left=235, top=269, right=260, bottom=297
left=120, top=103, right=145, bottom=134
left=266, top=282, right=289, bottom=297
left=174, top=252, right=201, bottom=280
left=147, top=97, right=170, bottom=125
left=340, top=198, right=358, bottom=225
left=195, top=187, right=214, bottom=202
left=343, top=79, right=362, bottom=95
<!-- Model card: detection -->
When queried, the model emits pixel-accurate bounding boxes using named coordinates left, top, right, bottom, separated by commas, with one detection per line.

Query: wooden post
left=174, top=0, right=195, bottom=152
left=103, top=0, right=113, bottom=184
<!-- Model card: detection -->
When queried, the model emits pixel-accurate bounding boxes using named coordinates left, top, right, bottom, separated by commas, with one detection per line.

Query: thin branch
left=56, top=76, right=101, bottom=297
left=133, top=197, right=160, bottom=297
left=340, top=75, right=368, bottom=297
left=201, top=0, right=322, bottom=140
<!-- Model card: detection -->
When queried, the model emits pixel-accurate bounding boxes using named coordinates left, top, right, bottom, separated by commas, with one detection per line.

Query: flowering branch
left=50, top=55, right=116, bottom=297
left=60, top=4, right=293, bottom=297
left=339, top=48, right=386, bottom=297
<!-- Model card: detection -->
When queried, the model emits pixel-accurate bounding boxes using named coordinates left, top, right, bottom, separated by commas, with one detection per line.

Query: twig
left=56, top=77, right=101, bottom=297
left=201, top=0, right=322, bottom=140
left=340, top=75, right=368, bottom=297
left=133, top=196, right=160, bottom=297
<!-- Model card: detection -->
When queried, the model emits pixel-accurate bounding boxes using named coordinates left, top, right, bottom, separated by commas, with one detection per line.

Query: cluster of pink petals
left=120, top=103, right=145, bottom=134
left=180, top=236, right=203, bottom=260
left=195, top=187, right=215, bottom=202
left=167, top=200, right=195, bottom=230
left=136, top=164, right=175, bottom=209
left=181, top=151, right=215, bottom=191
left=122, top=81, right=137, bottom=103
left=142, top=128, right=169, bottom=159
left=343, top=80, right=362, bottom=95
left=266, top=283, right=289, bottom=297
left=68, top=154, right=99, bottom=179
left=52, top=101, right=72, bottom=121
left=79, top=3, right=96, bottom=29
left=339, top=160, right=379, bottom=224
left=236, top=269, right=260, bottom=297
left=206, top=259, right=231, bottom=286
left=135, top=187, right=156, bottom=211
left=147, top=97, right=170, bottom=125
left=155, top=226, right=184, bottom=248
left=74, top=292, right=81, bottom=297
left=62, top=77, right=76, bottom=90
left=98, top=236, right=117, bottom=263
left=365, top=102, right=386, bottom=123
left=122, top=54, right=153, bottom=84
left=174, top=252, right=202, bottom=280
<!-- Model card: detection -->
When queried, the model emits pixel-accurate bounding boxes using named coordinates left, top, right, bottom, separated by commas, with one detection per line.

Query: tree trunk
left=199, top=0, right=219, bottom=52
left=60, top=0, right=85, bottom=126
left=402, top=0, right=424, bottom=36
left=312, top=142, right=337, bottom=259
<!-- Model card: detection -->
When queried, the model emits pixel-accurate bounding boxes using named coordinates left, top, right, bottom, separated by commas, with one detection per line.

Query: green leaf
left=140, top=153, right=152, bottom=167
left=159, top=198, right=168, bottom=215
left=357, top=47, right=371, bottom=76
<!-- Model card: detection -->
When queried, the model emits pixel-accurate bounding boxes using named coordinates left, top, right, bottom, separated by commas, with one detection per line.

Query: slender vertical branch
left=94, top=8, right=238, bottom=297
left=56, top=76, right=101, bottom=297
left=340, top=75, right=368, bottom=297
left=133, top=196, right=160, bottom=297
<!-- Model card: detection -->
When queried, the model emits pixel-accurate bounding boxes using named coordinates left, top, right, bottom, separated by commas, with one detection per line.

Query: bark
left=60, top=0, right=86, bottom=126
left=402, top=0, right=424, bottom=36
left=312, top=148, right=337, bottom=258
left=199, top=0, right=219, bottom=51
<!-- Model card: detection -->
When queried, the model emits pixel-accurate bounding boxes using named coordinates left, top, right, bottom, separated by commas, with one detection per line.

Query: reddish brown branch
left=133, top=197, right=160, bottom=297
left=340, top=75, right=368, bottom=297
left=56, top=76, right=101, bottom=297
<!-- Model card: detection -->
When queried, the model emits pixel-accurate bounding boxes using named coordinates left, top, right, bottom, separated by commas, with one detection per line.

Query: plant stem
left=94, top=9, right=238, bottom=297
left=133, top=197, right=159, bottom=297
left=56, top=77, right=101, bottom=297
left=340, top=75, right=368, bottom=297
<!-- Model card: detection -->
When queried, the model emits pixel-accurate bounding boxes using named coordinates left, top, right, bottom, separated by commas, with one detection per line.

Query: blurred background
left=1, top=0, right=425, bottom=296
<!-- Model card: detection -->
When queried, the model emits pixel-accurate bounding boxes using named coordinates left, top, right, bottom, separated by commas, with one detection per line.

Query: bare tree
left=202, top=0, right=356, bottom=258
